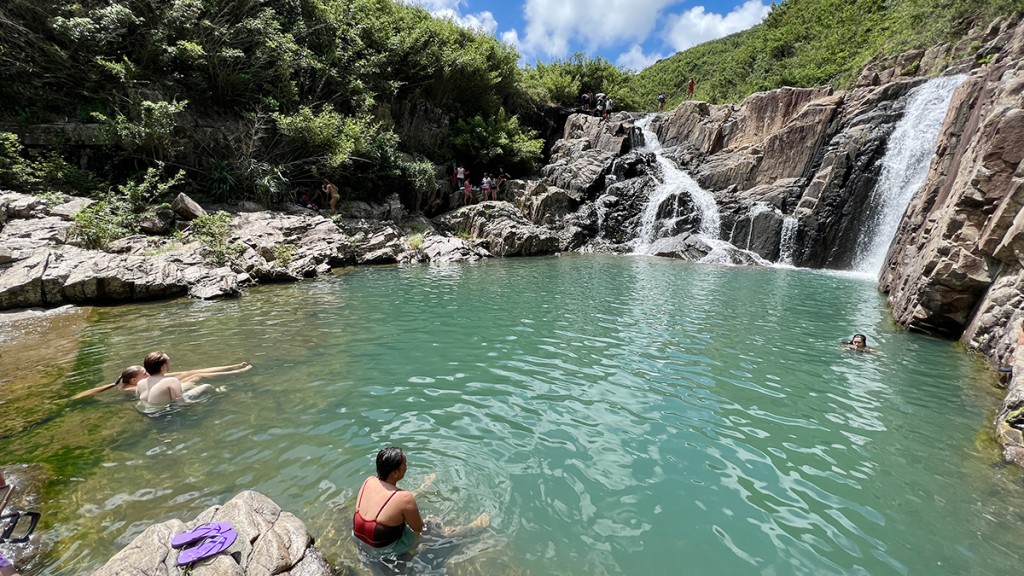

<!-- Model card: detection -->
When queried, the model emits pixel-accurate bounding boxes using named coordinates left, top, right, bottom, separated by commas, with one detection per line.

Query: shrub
left=408, top=233, right=424, bottom=250
left=188, top=211, right=243, bottom=266
left=70, top=165, right=184, bottom=250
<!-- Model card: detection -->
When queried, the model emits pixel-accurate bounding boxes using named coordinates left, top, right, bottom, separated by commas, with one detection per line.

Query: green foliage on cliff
left=622, top=0, right=1024, bottom=107
left=0, top=0, right=542, bottom=207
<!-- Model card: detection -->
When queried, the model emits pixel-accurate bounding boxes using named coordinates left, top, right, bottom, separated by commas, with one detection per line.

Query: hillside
left=621, top=0, right=1024, bottom=108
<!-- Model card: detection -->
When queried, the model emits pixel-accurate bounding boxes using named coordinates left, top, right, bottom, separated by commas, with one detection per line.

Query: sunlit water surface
left=3, top=255, right=1023, bottom=575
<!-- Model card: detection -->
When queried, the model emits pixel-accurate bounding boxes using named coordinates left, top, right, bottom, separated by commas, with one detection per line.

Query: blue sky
left=401, top=0, right=773, bottom=70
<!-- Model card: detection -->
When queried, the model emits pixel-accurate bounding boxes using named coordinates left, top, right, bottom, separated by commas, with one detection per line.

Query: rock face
left=434, top=202, right=561, bottom=256
left=0, top=191, right=509, bottom=311
left=867, top=18, right=1024, bottom=463
left=94, top=491, right=333, bottom=576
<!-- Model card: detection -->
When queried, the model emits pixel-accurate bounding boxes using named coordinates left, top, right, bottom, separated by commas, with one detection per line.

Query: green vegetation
left=188, top=211, right=243, bottom=266
left=0, top=0, right=542, bottom=207
left=71, top=166, right=184, bottom=249
left=1, top=0, right=1021, bottom=226
left=408, top=233, right=425, bottom=250
left=622, top=0, right=1024, bottom=107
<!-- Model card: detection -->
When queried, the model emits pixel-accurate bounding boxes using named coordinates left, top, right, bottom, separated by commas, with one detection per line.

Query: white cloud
left=433, top=8, right=498, bottom=34
left=663, top=0, right=771, bottom=51
left=616, top=45, right=666, bottom=71
left=399, top=0, right=497, bottom=35
left=512, top=0, right=680, bottom=59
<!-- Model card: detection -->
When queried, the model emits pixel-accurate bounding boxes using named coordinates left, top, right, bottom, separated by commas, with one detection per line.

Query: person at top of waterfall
left=658, top=93, right=666, bottom=111
left=481, top=174, right=492, bottom=201
left=687, top=77, right=696, bottom=98
left=353, top=446, right=489, bottom=555
left=463, top=171, right=473, bottom=206
left=603, top=97, right=613, bottom=120
left=135, top=351, right=248, bottom=411
left=456, top=164, right=466, bottom=190
left=842, top=333, right=876, bottom=352
left=580, top=92, right=590, bottom=112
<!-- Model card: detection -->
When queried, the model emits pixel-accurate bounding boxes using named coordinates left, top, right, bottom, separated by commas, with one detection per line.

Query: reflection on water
left=1, top=255, right=1023, bottom=575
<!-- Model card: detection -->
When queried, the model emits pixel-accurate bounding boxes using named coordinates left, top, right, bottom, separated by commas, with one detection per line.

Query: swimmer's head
left=851, top=334, right=867, bottom=348
left=376, top=447, right=406, bottom=481
left=119, top=365, right=146, bottom=387
left=143, top=351, right=170, bottom=375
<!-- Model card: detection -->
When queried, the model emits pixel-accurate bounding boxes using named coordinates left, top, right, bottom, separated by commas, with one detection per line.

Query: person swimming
left=843, top=333, right=875, bottom=352
left=134, top=352, right=251, bottom=413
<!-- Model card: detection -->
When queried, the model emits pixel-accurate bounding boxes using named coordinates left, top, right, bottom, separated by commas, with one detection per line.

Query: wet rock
left=93, top=491, right=333, bottom=576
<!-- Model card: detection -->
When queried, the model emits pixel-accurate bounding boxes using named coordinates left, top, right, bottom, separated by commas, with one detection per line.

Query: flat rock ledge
left=94, top=491, right=333, bottom=576
left=0, top=190, right=561, bottom=312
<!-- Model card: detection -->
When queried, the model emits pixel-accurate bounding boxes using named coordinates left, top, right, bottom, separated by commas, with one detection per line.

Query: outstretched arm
left=170, top=362, right=251, bottom=381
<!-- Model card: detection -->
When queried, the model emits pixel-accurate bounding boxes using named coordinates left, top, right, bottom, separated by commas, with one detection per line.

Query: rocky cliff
left=521, top=15, right=1024, bottom=461
left=875, top=17, right=1024, bottom=463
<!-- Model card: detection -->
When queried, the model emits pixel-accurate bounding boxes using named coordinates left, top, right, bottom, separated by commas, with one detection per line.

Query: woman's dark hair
left=851, top=333, right=867, bottom=344
left=143, top=351, right=169, bottom=375
left=376, top=447, right=405, bottom=480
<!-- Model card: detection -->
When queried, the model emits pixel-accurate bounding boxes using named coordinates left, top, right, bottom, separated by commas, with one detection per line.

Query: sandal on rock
left=171, top=521, right=232, bottom=549
left=176, top=528, right=238, bottom=566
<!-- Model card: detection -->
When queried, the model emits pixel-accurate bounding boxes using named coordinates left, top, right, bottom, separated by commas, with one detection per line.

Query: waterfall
left=851, top=75, right=965, bottom=275
left=633, top=116, right=721, bottom=253
left=778, top=215, right=798, bottom=265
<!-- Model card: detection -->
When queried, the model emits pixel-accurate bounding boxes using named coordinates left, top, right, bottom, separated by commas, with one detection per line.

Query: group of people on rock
left=451, top=163, right=509, bottom=207
left=579, top=92, right=614, bottom=119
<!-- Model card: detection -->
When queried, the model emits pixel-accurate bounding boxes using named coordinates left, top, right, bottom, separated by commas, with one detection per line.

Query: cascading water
left=778, top=216, right=798, bottom=266
left=851, top=75, right=965, bottom=275
left=632, top=116, right=721, bottom=253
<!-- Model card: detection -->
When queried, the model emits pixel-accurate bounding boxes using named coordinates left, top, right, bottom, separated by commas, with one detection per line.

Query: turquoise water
left=3, top=255, right=1023, bottom=575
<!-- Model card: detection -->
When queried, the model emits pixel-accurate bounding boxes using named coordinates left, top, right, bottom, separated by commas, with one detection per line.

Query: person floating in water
left=135, top=352, right=250, bottom=412
left=72, top=359, right=251, bottom=400
left=842, top=333, right=876, bottom=352
left=352, top=447, right=488, bottom=557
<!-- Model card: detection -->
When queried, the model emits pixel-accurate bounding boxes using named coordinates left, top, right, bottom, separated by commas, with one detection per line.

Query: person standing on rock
left=456, top=164, right=466, bottom=190
left=658, top=93, right=666, bottom=111
left=322, top=179, right=340, bottom=215
left=463, top=171, right=473, bottom=206
left=687, top=77, right=697, bottom=99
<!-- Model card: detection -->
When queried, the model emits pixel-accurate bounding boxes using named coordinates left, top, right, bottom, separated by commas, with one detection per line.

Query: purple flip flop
left=171, top=521, right=232, bottom=549
left=176, top=528, right=238, bottom=566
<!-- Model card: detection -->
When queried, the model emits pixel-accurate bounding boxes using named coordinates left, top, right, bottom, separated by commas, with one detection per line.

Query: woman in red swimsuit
left=352, top=447, right=425, bottom=549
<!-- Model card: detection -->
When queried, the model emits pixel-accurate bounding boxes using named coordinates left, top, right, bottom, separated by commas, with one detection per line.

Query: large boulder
left=171, top=193, right=207, bottom=221
left=93, top=491, right=333, bottom=576
left=434, top=202, right=560, bottom=257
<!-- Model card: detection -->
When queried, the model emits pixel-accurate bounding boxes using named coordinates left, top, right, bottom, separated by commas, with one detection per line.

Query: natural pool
left=2, top=255, right=1023, bottom=575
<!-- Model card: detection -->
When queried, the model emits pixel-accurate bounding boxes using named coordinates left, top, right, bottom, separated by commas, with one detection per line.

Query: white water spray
left=778, top=215, right=798, bottom=265
left=632, top=117, right=721, bottom=253
left=852, top=75, right=965, bottom=275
